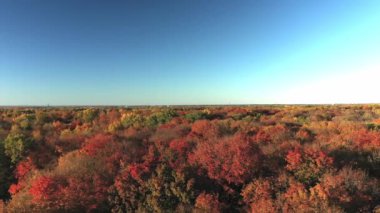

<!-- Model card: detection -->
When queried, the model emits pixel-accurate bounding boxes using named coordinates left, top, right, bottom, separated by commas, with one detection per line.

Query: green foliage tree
left=144, top=165, right=194, bottom=212
left=81, top=108, right=99, bottom=123
left=35, top=110, right=51, bottom=125
left=0, top=142, right=13, bottom=199
left=120, top=113, right=145, bottom=128
left=13, top=114, right=35, bottom=130
left=147, top=109, right=178, bottom=127
left=184, top=111, right=208, bottom=122
left=3, top=133, right=34, bottom=164
left=110, top=164, right=194, bottom=212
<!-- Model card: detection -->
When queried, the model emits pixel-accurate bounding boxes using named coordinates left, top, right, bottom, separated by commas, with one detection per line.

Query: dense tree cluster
left=0, top=105, right=379, bottom=212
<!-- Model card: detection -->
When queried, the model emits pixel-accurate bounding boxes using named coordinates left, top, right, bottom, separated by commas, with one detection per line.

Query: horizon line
left=1, top=103, right=380, bottom=108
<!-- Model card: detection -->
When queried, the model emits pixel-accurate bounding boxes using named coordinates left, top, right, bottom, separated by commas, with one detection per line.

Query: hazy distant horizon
left=1, top=0, right=380, bottom=105
left=1, top=103, right=380, bottom=109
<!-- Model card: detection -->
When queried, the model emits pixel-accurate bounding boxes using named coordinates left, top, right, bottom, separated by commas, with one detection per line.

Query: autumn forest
left=0, top=106, right=379, bottom=212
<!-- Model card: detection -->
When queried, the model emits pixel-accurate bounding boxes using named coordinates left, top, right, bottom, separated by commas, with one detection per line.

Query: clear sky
left=1, top=0, right=380, bottom=105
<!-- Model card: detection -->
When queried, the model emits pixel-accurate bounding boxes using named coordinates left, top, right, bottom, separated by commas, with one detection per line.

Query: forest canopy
left=0, top=105, right=379, bottom=212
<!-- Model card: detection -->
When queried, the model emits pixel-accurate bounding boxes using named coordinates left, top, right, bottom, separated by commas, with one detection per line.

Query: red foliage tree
left=190, top=120, right=218, bottom=138
left=81, top=134, right=125, bottom=175
left=281, top=182, right=312, bottom=212
left=242, top=179, right=277, bottom=213
left=60, top=175, right=109, bottom=211
left=166, top=139, right=195, bottom=171
left=353, top=129, right=380, bottom=150
left=286, top=147, right=333, bottom=186
left=254, top=125, right=288, bottom=143
left=296, top=128, right=314, bottom=143
left=15, top=158, right=35, bottom=180
left=312, top=167, right=380, bottom=212
left=29, top=176, right=64, bottom=208
left=194, top=192, right=222, bottom=212
left=81, top=134, right=113, bottom=156
left=9, top=158, right=36, bottom=195
left=190, top=134, right=261, bottom=184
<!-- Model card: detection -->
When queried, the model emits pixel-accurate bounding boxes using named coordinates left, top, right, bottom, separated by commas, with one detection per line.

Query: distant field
left=0, top=105, right=379, bottom=212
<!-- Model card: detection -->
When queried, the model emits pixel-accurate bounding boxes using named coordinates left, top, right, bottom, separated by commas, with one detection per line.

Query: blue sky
left=1, top=0, right=380, bottom=105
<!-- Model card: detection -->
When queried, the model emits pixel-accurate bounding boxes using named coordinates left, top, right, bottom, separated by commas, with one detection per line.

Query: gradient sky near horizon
left=1, top=0, right=380, bottom=105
